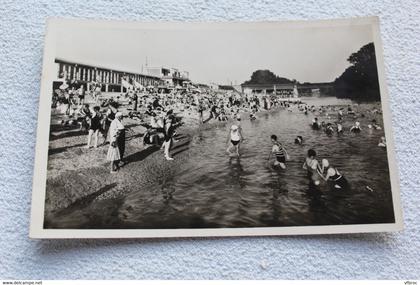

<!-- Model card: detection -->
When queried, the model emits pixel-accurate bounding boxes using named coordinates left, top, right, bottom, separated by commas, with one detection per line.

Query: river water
left=48, top=97, right=395, bottom=229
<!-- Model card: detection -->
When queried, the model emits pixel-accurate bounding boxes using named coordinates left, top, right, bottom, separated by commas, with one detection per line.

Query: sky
left=54, top=21, right=373, bottom=85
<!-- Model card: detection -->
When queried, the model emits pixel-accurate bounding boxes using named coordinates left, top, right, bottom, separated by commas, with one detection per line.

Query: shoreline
left=44, top=104, right=286, bottom=221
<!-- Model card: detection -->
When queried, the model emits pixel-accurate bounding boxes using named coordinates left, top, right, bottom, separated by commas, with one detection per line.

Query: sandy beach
left=44, top=93, right=271, bottom=222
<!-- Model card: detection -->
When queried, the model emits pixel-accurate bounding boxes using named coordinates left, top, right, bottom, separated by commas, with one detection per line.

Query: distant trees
left=243, top=70, right=294, bottom=85
left=333, top=43, right=381, bottom=101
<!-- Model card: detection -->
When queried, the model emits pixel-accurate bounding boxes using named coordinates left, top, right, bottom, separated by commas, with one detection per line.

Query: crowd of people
left=52, top=79, right=386, bottom=192
left=221, top=97, right=387, bottom=192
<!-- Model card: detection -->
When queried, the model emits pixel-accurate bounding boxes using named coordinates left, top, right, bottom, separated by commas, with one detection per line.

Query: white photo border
left=29, top=16, right=403, bottom=239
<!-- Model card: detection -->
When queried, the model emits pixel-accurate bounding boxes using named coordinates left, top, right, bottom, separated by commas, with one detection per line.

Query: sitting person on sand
left=302, top=149, right=322, bottom=186
left=268, top=135, right=289, bottom=169
left=319, top=159, right=349, bottom=190
left=226, top=117, right=244, bottom=157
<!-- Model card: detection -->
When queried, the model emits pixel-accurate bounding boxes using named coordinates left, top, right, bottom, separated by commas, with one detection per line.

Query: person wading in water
left=226, top=116, right=245, bottom=157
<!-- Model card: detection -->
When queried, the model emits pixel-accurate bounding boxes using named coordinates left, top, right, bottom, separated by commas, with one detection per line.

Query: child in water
left=294, top=135, right=303, bottom=145
left=368, top=119, right=382, bottom=130
left=268, top=135, right=289, bottom=169
left=325, top=123, right=334, bottom=136
left=378, top=136, right=387, bottom=148
left=302, top=149, right=322, bottom=186
left=311, top=118, right=320, bottom=130
left=350, top=121, right=362, bottom=133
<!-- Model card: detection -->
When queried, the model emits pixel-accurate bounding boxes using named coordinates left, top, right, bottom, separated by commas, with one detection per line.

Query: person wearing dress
left=107, top=112, right=125, bottom=173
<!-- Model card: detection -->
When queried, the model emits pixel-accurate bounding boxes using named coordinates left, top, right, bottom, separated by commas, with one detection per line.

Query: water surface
left=48, top=97, right=395, bottom=229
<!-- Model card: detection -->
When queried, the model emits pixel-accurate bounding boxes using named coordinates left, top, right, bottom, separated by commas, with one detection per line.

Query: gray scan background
left=0, top=0, right=419, bottom=279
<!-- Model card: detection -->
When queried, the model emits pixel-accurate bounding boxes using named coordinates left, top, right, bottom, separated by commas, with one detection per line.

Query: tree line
left=242, top=42, right=381, bottom=101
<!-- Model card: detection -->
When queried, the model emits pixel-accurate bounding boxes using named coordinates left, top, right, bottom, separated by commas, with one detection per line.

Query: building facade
left=54, top=59, right=162, bottom=92
left=146, top=66, right=190, bottom=87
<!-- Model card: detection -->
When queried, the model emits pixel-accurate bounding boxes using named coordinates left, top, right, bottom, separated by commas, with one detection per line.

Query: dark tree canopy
left=243, top=70, right=294, bottom=85
left=333, top=42, right=381, bottom=101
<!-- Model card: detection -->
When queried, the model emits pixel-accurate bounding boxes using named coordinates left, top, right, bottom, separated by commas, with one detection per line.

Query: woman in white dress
left=107, top=112, right=125, bottom=173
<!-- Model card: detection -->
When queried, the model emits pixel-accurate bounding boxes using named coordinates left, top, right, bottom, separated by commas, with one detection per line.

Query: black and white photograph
left=30, top=17, right=402, bottom=238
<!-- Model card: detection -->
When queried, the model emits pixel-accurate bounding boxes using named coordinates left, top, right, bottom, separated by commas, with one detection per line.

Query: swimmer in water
left=319, top=159, right=349, bottom=190
left=378, top=136, right=387, bottom=148
left=368, top=119, right=382, bottom=130
left=302, top=149, right=322, bottom=186
left=226, top=117, right=244, bottom=157
left=268, top=135, right=289, bottom=169
left=325, top=123, right=334, bottom=136
left=311, top=118, right=320, bottom=130
left=338, top=108, right=343, bottom=121
left=294, top=135, right=303, bottom=145
left=336, top=122, right=343, bottom=135
left=350, top=121, right=362, bottom=133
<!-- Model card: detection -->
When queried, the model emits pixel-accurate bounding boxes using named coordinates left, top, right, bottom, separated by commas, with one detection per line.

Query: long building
left=54, top=58, right=162, bottom=92
left=241, top=82, right=334, bottom=97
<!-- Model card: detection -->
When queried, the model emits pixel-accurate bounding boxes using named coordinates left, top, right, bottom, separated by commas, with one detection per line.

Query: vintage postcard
left=30, top=17, right=403, bottom=238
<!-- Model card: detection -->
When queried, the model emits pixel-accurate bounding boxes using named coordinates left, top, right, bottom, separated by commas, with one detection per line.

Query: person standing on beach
left=132, top=92, right=138, bottom=111
left=198, top=100, right=204, bottom=123
left=101, top=103, right=118, bottom=145
left=163, top=110, right=176, bottom=161
left=77, top=85, right=85, bottom=106
left=107, top=112, right=125, bottom=173
left=86, top=106, right=102, bottom=149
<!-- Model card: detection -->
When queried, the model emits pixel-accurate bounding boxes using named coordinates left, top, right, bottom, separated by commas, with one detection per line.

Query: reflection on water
left=49, top=97, right=395, bottom=229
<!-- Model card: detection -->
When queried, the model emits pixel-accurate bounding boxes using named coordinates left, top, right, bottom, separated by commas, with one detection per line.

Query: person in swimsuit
left=294, top=135, right=303, bottom=145
left=325, top=123, right=334, bottom=136
left=368, top=119, right=382, bottom=130
left=86, top=106, right=101, bottom=148
left=338, top=109, right=343, bottom=121
left=163, top=110, right=176, bottom=161
left=378, top=136, right=387, bottom=148
left=350, top=121, right=362, bottom=133
left=311, top=118, right=320, bottom=130
left=336, top=122, right=343, bottom=135
left=302, top=149, right=322, bottom=186
left=268, top=135, right=289, bottom=169
left=226, top=117, right=244, bottom=157
left=77, top=85, right=85, bottom=106
left=319, top=159, right=349, bottom=190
